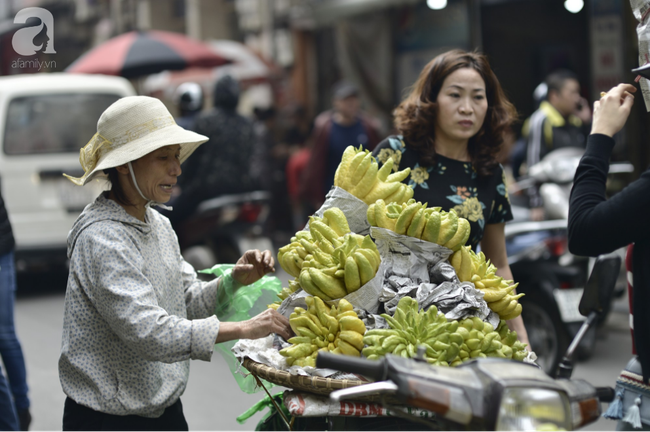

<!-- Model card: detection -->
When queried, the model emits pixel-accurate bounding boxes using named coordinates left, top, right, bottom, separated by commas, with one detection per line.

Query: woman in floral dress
left=372, top=49, right=530, bottom=346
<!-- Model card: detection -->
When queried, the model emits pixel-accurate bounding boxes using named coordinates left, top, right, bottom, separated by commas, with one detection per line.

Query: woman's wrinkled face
left=434, top=67, right=488, bottom=145
left=131, top=144, right=182, bottom=203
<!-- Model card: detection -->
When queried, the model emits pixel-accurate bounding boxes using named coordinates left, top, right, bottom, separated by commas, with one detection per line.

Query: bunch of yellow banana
left=267, top=279, right=301, bottom=311
left=334, top=146, right=414, bottom=205
left=277, top=207, right=351, bottom=278
left=362, top=297, right=467, bottom=366
left=367, top=199, right=471, bottom=251
left=280, top=297, right=367, bottom=367
left=455, top=317, right=528, bottom=362
left=450, top=246, right=524, bottom=320
left=299, top=232, right=381, bottom=300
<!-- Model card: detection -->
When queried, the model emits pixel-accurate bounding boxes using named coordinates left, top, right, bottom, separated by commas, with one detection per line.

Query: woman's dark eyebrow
left=446, top=84, right=486, bottom=92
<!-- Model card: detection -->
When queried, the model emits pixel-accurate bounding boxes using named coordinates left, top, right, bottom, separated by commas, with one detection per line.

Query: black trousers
left=62, top=397, right=189, bottom=431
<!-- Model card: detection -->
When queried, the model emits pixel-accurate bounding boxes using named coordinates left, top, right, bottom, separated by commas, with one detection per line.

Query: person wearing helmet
left=173, top=82, right=204, bottom=132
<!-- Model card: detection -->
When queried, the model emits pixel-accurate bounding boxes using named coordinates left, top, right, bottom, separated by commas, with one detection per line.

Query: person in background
left=0, top=186, right=31, bottom=431
left=521, top=69, right=592, bottom=220
left=166, top=75, right=257, bottom=230
left=299, top=81, right=382, bottom=210
left=172, top=82, right=204, bottom=132
left=372, top=49, right=530, bottom=347
left=60, top=96, right=291, bottom=431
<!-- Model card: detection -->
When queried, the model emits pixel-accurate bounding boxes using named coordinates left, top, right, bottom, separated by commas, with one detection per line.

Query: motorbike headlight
left=496, top=387, right=571, bottom=431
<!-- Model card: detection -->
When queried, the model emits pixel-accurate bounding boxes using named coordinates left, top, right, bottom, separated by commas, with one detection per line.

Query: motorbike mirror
left=579, top=252, right=621, bottom=317
left=529, top=147, right=585, bottom=184
left=557, top=252, right=621, bottom=378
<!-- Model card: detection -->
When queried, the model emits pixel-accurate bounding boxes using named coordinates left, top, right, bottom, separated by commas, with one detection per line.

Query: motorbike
left=175, top=191, right=274, bottom=274
left=313, top=252, right=621, bottom=431
left=505, top=147, right=632, bottom=375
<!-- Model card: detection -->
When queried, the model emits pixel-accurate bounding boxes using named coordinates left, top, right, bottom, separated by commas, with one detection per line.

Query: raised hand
left=232, top=249, right=275, bottom=286
left=591, top=83, right=636, bottom=137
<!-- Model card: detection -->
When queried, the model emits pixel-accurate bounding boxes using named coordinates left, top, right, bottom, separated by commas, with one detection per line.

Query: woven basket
left=242, top=357, right=367, bottom=396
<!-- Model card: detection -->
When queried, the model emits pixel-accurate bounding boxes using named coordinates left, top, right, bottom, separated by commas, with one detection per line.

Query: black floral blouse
left=372, top=135, right=513, bottom=250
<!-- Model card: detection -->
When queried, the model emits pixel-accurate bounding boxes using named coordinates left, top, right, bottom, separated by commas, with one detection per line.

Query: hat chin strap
left=127, top=162, right=173, bottom=212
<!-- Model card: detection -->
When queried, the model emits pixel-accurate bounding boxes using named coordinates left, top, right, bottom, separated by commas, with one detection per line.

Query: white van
left=0, top=73, right=136, bottom=272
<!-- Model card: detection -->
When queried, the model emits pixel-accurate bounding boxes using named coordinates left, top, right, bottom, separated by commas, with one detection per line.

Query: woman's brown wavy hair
left=393, top=49, right=517, bottom=177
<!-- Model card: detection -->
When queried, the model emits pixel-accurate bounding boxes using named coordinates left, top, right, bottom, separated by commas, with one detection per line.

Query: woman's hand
left=240, top=309, right=293, bottom=341
left=232, top=249, right=275, bottom=286
left=591, top=83, right=636, bottom=137
left=215, top=309, right=292, bottom=343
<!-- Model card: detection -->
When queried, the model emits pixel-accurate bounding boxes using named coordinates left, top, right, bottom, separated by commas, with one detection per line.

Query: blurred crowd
left=169, top=74, right=384, bottom=246
left=170, top=67, right=593, bottom=244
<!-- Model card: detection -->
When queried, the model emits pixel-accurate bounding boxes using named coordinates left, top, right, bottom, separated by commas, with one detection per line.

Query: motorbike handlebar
left=316, top=352, right=387, bottom=382
left=596, top=386, right=615, bottom=403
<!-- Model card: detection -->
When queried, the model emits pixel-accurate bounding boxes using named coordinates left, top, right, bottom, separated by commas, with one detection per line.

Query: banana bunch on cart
left=266, top=145, right=527, bottom=370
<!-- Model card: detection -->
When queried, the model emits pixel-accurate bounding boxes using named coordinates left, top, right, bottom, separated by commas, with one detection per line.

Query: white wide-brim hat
left=64, top=95, right=208, bottom=186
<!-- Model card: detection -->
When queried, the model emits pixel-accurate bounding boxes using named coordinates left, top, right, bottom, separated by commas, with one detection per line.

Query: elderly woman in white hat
left=58, top=96, right=291, bottom=431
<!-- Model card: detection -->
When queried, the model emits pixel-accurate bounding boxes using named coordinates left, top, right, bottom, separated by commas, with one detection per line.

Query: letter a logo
left=12, top=7, right=56, bottom=56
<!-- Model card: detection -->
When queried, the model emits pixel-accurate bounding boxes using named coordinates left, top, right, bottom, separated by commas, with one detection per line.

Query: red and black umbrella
left=65, top=30, right=230, bottom=78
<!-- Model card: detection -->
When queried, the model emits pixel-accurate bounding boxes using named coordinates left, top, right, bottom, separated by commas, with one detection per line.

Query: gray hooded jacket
left=59, top=193, right=222, bottom=417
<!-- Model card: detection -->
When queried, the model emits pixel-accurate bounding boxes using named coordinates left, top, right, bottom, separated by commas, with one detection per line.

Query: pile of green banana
left=334, top=145, right=414, bottom=205
left=361, top=298, right=528, bottom=366
left=267, top=279, right=300, bottom=311
left=280, top=297, right=367, bottom=367
left=456, top=317, right=529, bottom=361
left=277, top=207, right=351, bottom=278
left=299, top=231, right=381, bottom=300
left=450, top=246, right=524, bottom=320
left=362, top=297, right=467, bottom=366
left=367, top=199, right=471, bottom=251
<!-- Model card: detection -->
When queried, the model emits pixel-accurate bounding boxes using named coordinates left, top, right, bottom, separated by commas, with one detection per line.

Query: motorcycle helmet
left=173, top=82, right=204, bottom=113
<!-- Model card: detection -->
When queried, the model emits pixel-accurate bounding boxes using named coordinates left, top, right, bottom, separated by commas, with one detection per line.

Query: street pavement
left=12, top=267, right=632, bottom=431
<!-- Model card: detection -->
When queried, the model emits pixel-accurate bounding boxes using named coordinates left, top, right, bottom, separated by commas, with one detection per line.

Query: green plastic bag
left=199, top=264, right=282, bottom=394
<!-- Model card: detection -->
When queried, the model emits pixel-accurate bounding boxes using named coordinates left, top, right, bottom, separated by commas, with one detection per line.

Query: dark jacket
left=180, top=75, right=257, bottom=200
left=568, top=133, right=650, bottom=382
left=299, top=110, right=381, bottom=206
left=524, top=101, right=588, bottom=207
